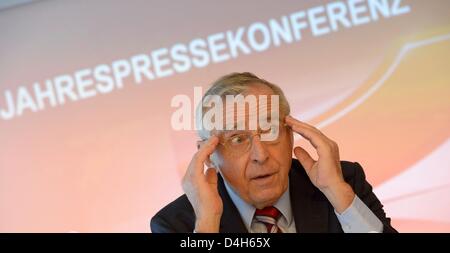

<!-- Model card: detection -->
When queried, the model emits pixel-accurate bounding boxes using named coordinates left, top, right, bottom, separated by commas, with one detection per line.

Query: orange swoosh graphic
left=296, top=28, right=450, bottom=186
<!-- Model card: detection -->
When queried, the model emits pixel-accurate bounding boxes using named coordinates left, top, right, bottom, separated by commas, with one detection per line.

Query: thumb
left=205, top=167, right=218, bottom=185
left=294, top=146, right=315, bottom=173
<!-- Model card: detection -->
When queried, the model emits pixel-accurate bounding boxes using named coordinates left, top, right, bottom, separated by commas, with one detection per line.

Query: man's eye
left=230, top=135, right=246, bottom=145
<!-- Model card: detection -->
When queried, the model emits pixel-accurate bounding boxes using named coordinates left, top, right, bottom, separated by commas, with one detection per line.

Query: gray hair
left=196, top=72, right=290, bottom=140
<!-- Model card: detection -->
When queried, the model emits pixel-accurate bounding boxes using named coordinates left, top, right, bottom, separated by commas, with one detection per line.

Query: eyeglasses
left=216, top=123, right=289, bottom=156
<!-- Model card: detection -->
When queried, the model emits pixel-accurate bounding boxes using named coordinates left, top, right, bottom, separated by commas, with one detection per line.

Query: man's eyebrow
left=220, top=129, right=245, bottom=135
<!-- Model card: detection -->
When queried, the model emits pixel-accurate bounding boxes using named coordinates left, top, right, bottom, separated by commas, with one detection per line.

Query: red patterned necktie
left=254, top=206, right=283, bottom=233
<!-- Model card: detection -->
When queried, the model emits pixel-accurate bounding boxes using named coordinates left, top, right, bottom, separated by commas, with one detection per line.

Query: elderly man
left=151, top=72, right=396, bottom=233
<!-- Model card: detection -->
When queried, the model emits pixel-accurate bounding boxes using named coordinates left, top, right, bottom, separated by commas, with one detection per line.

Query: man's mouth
left=251, top=172, right=277, bottom=181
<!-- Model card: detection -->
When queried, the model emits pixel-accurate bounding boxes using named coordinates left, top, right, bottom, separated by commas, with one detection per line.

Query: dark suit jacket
left=151, top=159, right=397, bottom=233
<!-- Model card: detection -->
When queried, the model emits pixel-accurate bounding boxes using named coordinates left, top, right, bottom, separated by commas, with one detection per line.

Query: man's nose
left=250, top=135, right=268, bottom=164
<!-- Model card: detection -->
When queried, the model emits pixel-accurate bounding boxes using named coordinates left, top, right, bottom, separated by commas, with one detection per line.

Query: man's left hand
left=285, top=115, right=355, bottom=213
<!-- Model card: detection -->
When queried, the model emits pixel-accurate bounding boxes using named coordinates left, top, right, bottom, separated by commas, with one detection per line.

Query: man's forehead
left=222, top=96, right=280, bottom=130
left=200, top=84, right=282, bottom=135
left=223, top=95, right=274, bottom=113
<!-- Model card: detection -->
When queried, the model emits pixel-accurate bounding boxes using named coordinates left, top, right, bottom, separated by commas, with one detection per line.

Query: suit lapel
left=217, top=175, right=248, bottom=233
left=290, top=159, right=329, bottom=233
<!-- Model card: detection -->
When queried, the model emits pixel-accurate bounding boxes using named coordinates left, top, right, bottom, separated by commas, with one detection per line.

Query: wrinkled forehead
left=202, top=93, right=283, bottom=137
left=222, top=94, right=280, bottom=129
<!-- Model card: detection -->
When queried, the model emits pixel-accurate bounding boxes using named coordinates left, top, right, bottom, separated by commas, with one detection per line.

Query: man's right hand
left=182, top=136, right=223, bottom=232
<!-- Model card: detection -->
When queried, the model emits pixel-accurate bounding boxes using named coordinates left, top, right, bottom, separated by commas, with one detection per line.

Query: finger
left=285, top=115, right=317, bottom=131
left=289, top=116, right=336, bottom=143
left=293, top=146, right=315, bottom=173
left=191, top=136, right=220, bottom=175
left=205, top=167, right=218, bottom=185
left=286, top=116, right=328, bottom=150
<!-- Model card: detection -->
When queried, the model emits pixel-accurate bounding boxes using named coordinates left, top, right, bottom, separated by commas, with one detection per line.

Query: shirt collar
left=223, top=177, right=293, bottom=231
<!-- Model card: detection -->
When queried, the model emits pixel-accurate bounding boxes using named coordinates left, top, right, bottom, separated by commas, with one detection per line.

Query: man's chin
left=250, top=189, right=282, bottom=209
